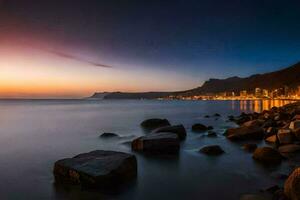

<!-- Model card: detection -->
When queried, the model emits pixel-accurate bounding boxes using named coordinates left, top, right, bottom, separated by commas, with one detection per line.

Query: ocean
left=0, top=99, right=294, bottom=199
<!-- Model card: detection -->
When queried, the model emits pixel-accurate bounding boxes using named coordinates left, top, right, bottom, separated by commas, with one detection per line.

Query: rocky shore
left=53, top=102, right=300, bottom=200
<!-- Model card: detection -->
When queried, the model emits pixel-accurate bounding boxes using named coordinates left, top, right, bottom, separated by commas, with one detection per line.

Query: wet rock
left=153, top=124, right=186, bottom=140
left=53, top=150, right=137, bottom=188
left=243, top=120, right=264, bottom=127
left=131, top=132, right=180, bottom=154
left=292, top=115, right=300, bottom=121
left=228, top=115, right=235, bottom=121
left=204, top=115, right=210, bottom=118
left=293, top=128, right=300, bottom=140
left=264, top=127, right=278, bottom=139
left=265, top=135, right=278, bottom=144
left=264, top=185, right=280, bottom=194
left=100, top=132, right=119, bottom=138
left=290, top=121, right=300, bottom=130
left=278, top=144, right=300, bottom=154
left=192, top=123, right=211, bottom=132
left=252, top=147, right=282, bottom=165
left=214, top=113, right=221, bottom=117
left=242, top=143, right=257, bottom=152
left=140, top=118, right=170, bottom=130
left=207, top=131, right=217, bottom=137
left=199, top=145, right=224, bottom=156
left=284, top=167, right=300, bottom=200
left=225, top=125, right=264, bottom=141
left=278, top=129, right=294, bottom=144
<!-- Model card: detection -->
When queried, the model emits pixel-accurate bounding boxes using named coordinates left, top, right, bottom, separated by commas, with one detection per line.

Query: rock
left=284, top=167, right=300, bottom=200
left=278, top=129, right=294, bottom=144
left=243, top=120, right=263, bottom=127
left=264, top=127, right=278, bottom=138
left=204, top=115, right=210, bottom=118
left=131, top=132, right=180, bottom=154
left=290, top=121, right=300, bottom=130
left=100, top=132, right=119, bottom=138
left=278, top=144, right=300, bottom=154
left=264, top=185, right=280, bottom=194
left=207, top=131, right=217, bottom=137
left=53, top=150, right=137, bottom=188
left=192, top=123, right=211, bottom=132
left=199, top=145, right=224, bottom=155
left=265, top=135, right=278, bottom=144
left=153, top=124, right=186, bottom=140
left=242, top=143, right=257, bottom=152
left=293, top=115, right=300, bottom=121
left=140, top=118, right=170, bottom=130
left=214, top=113, right=221, bottom=117
left=240, top=194, right=271, bottom=200
left=228, top=115, right=235, bottom=121
left=225, top=125, right=264, bottom=141
left=293, top=128, right=300, bottom=140
left=252, top=147, right=282, bottom=165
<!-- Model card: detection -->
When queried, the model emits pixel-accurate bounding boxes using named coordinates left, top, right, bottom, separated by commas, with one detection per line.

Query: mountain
left=89, top=92, right=174, bottom=99
left=189, top=61, right=300, bottom=94
left=90, top=61, right=300, bottom=99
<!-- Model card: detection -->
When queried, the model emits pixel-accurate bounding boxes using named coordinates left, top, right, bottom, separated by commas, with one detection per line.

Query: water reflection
left=232, top=100, right=296, bottom=113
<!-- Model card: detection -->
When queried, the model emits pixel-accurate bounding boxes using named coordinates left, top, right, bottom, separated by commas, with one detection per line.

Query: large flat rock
left=53, top=150, right=137, bottom=188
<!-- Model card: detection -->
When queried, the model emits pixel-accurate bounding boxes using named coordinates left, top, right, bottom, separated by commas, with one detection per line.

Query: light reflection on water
left=232, top=100, right=296, bottom=113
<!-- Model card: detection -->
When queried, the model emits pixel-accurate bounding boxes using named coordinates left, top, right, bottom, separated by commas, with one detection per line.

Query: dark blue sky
left=1, top=0, right=300, bottom=92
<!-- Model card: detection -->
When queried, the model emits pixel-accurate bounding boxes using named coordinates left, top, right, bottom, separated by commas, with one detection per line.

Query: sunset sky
left=1, top=0, right=300, bottom=98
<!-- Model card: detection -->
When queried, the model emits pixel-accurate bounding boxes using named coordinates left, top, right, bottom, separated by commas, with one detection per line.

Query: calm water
left=0, top=99, right=296, bottom=200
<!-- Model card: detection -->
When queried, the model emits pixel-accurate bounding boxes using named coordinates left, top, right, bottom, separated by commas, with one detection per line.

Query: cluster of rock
left=53, top=116, right=221, bottom=191
left=132, top=118, right=186, bottom=154
left=226, top=103, right=300, bottom=199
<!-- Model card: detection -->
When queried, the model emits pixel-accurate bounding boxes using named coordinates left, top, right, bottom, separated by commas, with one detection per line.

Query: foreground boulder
left=132, top=132, right=179, bottom=154
left=284, top=167, right=300, bottom=200
left=192, top=123, right=212, bottom=132
left=225, top=125, right=264, bottom=141
left=140, top=118, right=170, bottom=130
left=199, top=145, right=224, bottom=156
left=153, top=124, right=186, bottom=140
left=53, top=150, right=137, bottom=188
left=252, top=147, right=282, bottom=165
left=240, top=194, right=271, bottom=200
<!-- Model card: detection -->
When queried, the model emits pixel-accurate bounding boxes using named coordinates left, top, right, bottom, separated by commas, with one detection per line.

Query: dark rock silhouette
left=152, top=124, right=186, bottom=140
left=140, top=118, right=170, bottom=131
left=53, top=150, right=137, bottom=188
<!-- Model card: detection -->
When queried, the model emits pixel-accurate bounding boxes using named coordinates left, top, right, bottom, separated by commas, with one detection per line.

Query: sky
left=1, top=0, right=300, bottom=98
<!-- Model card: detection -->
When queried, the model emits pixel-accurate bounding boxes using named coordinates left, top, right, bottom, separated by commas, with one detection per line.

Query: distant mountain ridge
left=190, top=61, right=300, bottom=94
left=90, top=61, right=300, bottom=99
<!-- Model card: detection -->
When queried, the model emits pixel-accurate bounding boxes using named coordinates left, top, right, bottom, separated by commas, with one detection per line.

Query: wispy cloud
left=46, top=49, right=113, bottom=68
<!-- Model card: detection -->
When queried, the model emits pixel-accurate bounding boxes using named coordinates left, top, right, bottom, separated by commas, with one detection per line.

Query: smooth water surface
left=0, top=100, right=295, bottom=199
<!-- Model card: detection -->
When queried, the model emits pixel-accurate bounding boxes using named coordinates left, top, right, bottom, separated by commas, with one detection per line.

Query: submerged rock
left=207, top=131, right=217, bottom=137
left=199, top=145, right=224, bottom=156
left=131, top=132, right=180, bottom=154
left=284, top=167, right=300, bottom=200
left=100, top=132, right=119, bottom=138
left=225, top=125, right=264, bottom=141
left=192, top=123, right=212, bottom=132
left=252, top=147, right=282, bottom=165
left=214, top=113, right=221, bottom=117
left=140, top=118, right=170, bottom=130
left=153, top=124, right=186, bottom=140
left=242, top=143, right=257, bottom=152
left=53, top=150, right=137, bottom=188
